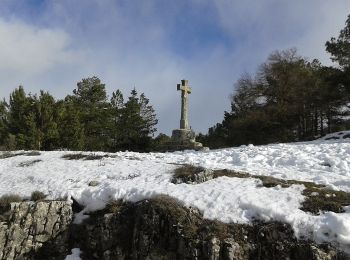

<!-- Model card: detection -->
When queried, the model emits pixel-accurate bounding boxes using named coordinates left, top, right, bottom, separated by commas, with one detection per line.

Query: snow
left=0, top=138, right=350, bottom=252
left=65, top=248, right=81, bottom=260
left=318, top=130, right=350, bottom=141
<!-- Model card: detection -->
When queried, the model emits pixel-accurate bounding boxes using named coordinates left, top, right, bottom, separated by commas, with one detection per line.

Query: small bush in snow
left=0, top=194, right=23, bottom=214
left=30, top=191, right=47, bottom=201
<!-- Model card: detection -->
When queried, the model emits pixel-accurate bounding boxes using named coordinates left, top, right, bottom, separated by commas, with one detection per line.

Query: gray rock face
left=0, top=201, right=72, bottom=260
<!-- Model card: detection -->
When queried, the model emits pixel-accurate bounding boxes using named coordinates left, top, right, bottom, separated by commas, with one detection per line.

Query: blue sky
left=0, top=0, right=350, bottom=134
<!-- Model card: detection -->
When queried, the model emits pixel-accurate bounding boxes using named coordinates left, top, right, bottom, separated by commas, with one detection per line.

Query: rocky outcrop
left=0, top=198, right=348, bottom=260
left=0, top=201, right=72, bottom=260
left=77, top=197, right=348, bottom=260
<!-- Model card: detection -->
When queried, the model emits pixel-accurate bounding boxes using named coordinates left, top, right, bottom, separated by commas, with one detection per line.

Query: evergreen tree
left=119, top=89, right=143, bottom=150
left=0, top=100, right=8, bottom=148
left=35, top=91, right=59, bottom=150
left=118, top=89, right=158, bottom=151
left=57, top=98, right=85, bottom=150
left=110, top=90, right=124, bottom=151
left=7, top=86, right=33, bottom=149
left=139, top=93, right=158, bottom=136
left=325, top=14, right=350, bottom=130
left=326, top=15, right=350, bottom=69
left=24, top=108, right=40, bottom=150
left=205, top=48, right=344, bottom=148
left=72, top=77, right=111, bottom=151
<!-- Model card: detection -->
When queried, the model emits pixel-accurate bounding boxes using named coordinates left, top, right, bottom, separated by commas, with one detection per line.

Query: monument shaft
left=177, top=79, right=191, bottom=130
left=180, top=90, right=188, bottom=129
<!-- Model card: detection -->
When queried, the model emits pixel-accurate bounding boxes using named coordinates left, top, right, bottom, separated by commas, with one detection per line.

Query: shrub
left=0, top=194, right=23, bottom=214
left=30, top=191, right=47, bottom=201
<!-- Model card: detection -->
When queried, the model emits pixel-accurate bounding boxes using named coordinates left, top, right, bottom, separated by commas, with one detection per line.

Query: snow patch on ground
left=65, top=248, right=81, bottom=260
left=317, top=130, right=350, bottom=141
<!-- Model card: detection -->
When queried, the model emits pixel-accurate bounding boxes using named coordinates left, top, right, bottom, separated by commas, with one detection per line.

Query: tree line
left=199, top=14, right=350, bottom=148
left=0, top=77, right=158, bottom=152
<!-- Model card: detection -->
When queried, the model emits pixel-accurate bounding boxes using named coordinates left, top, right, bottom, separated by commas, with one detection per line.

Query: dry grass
left=62, top=153, right=110, bottom=161
left=0, top=151, right=40, bottom=159
left=0, top=152, right=26, bottom=159
left=62, top=153, right=87, bottom=160
left=213, top=169, right=250, bottom=179
left=173, top=165, right=350, bottom=215
left=173, top=165, right=206, bottom=179
left=17, top=159, right=42, bottom=167
left=301, top=185, right=350, bottom=214
left=25, top=151, right=41, bottom=156
left=104, top=199, right=124, bottom=213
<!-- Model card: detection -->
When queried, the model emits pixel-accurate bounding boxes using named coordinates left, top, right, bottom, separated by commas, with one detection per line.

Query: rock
left=0, top=201, right=72, bottom=260
left=88, top=180, right=100, bottom=187
left=222, top=238, right=246, bottom=260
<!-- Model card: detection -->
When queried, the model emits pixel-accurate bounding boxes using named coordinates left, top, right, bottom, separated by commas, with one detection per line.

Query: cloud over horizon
left=0, top=0, right=349, bottom=134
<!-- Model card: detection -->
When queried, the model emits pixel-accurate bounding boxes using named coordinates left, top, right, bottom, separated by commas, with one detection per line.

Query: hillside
left=0, top=137, right=350, bottom=258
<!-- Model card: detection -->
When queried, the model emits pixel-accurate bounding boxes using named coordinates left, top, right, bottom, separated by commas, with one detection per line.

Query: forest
left=199, top=15, right=350, bottom=148
left=0, top=77, right=158, bottom=152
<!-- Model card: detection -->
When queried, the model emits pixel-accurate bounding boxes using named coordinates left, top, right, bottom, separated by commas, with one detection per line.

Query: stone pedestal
left=158, top=129, right=206, bottom=152
left=171, top=129, right=196, bottom=143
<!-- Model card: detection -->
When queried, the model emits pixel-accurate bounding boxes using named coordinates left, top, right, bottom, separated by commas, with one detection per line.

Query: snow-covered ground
left=0, top=138, right=350, bottom=253
left=318, top=130, right=350, bottom=142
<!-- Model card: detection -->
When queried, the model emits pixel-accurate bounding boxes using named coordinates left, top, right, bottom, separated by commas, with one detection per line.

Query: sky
left=0, top=0, right=349, bottom=135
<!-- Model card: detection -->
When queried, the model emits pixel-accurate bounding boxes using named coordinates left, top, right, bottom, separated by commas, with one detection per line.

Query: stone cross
left=177, top=79, right=192, bottom=129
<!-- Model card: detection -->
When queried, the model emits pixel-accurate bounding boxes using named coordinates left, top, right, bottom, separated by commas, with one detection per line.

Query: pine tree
left=326, top=15, right=350, bottom=69
left=118, top=89, right=158, bottom=151
left=35, top=91, right=59, bottom=150
left=139, top=93, right=158, bottom=136
left=0, top=100, right=8, bottom=148
left=57, top=98, right=85, bottom=150
left=7, top=86, right=33, bottom=149
left=110, top=90, right=124, bottom=151
left=119, top=89, right=142, bottom=150
left=206, top=49, right=336, bottom=147
left=72, top=77, right=111, bottom=151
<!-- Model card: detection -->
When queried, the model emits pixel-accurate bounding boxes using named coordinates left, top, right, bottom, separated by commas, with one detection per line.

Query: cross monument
left=177, top=79, right=192, bottom=129
left=162, top=79, right=207, bottom=151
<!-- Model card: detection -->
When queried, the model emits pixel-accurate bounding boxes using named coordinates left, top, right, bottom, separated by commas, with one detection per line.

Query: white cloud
left=212, top=0, right=350, bottom=65
left=0, top=19, right=77, bottom=75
